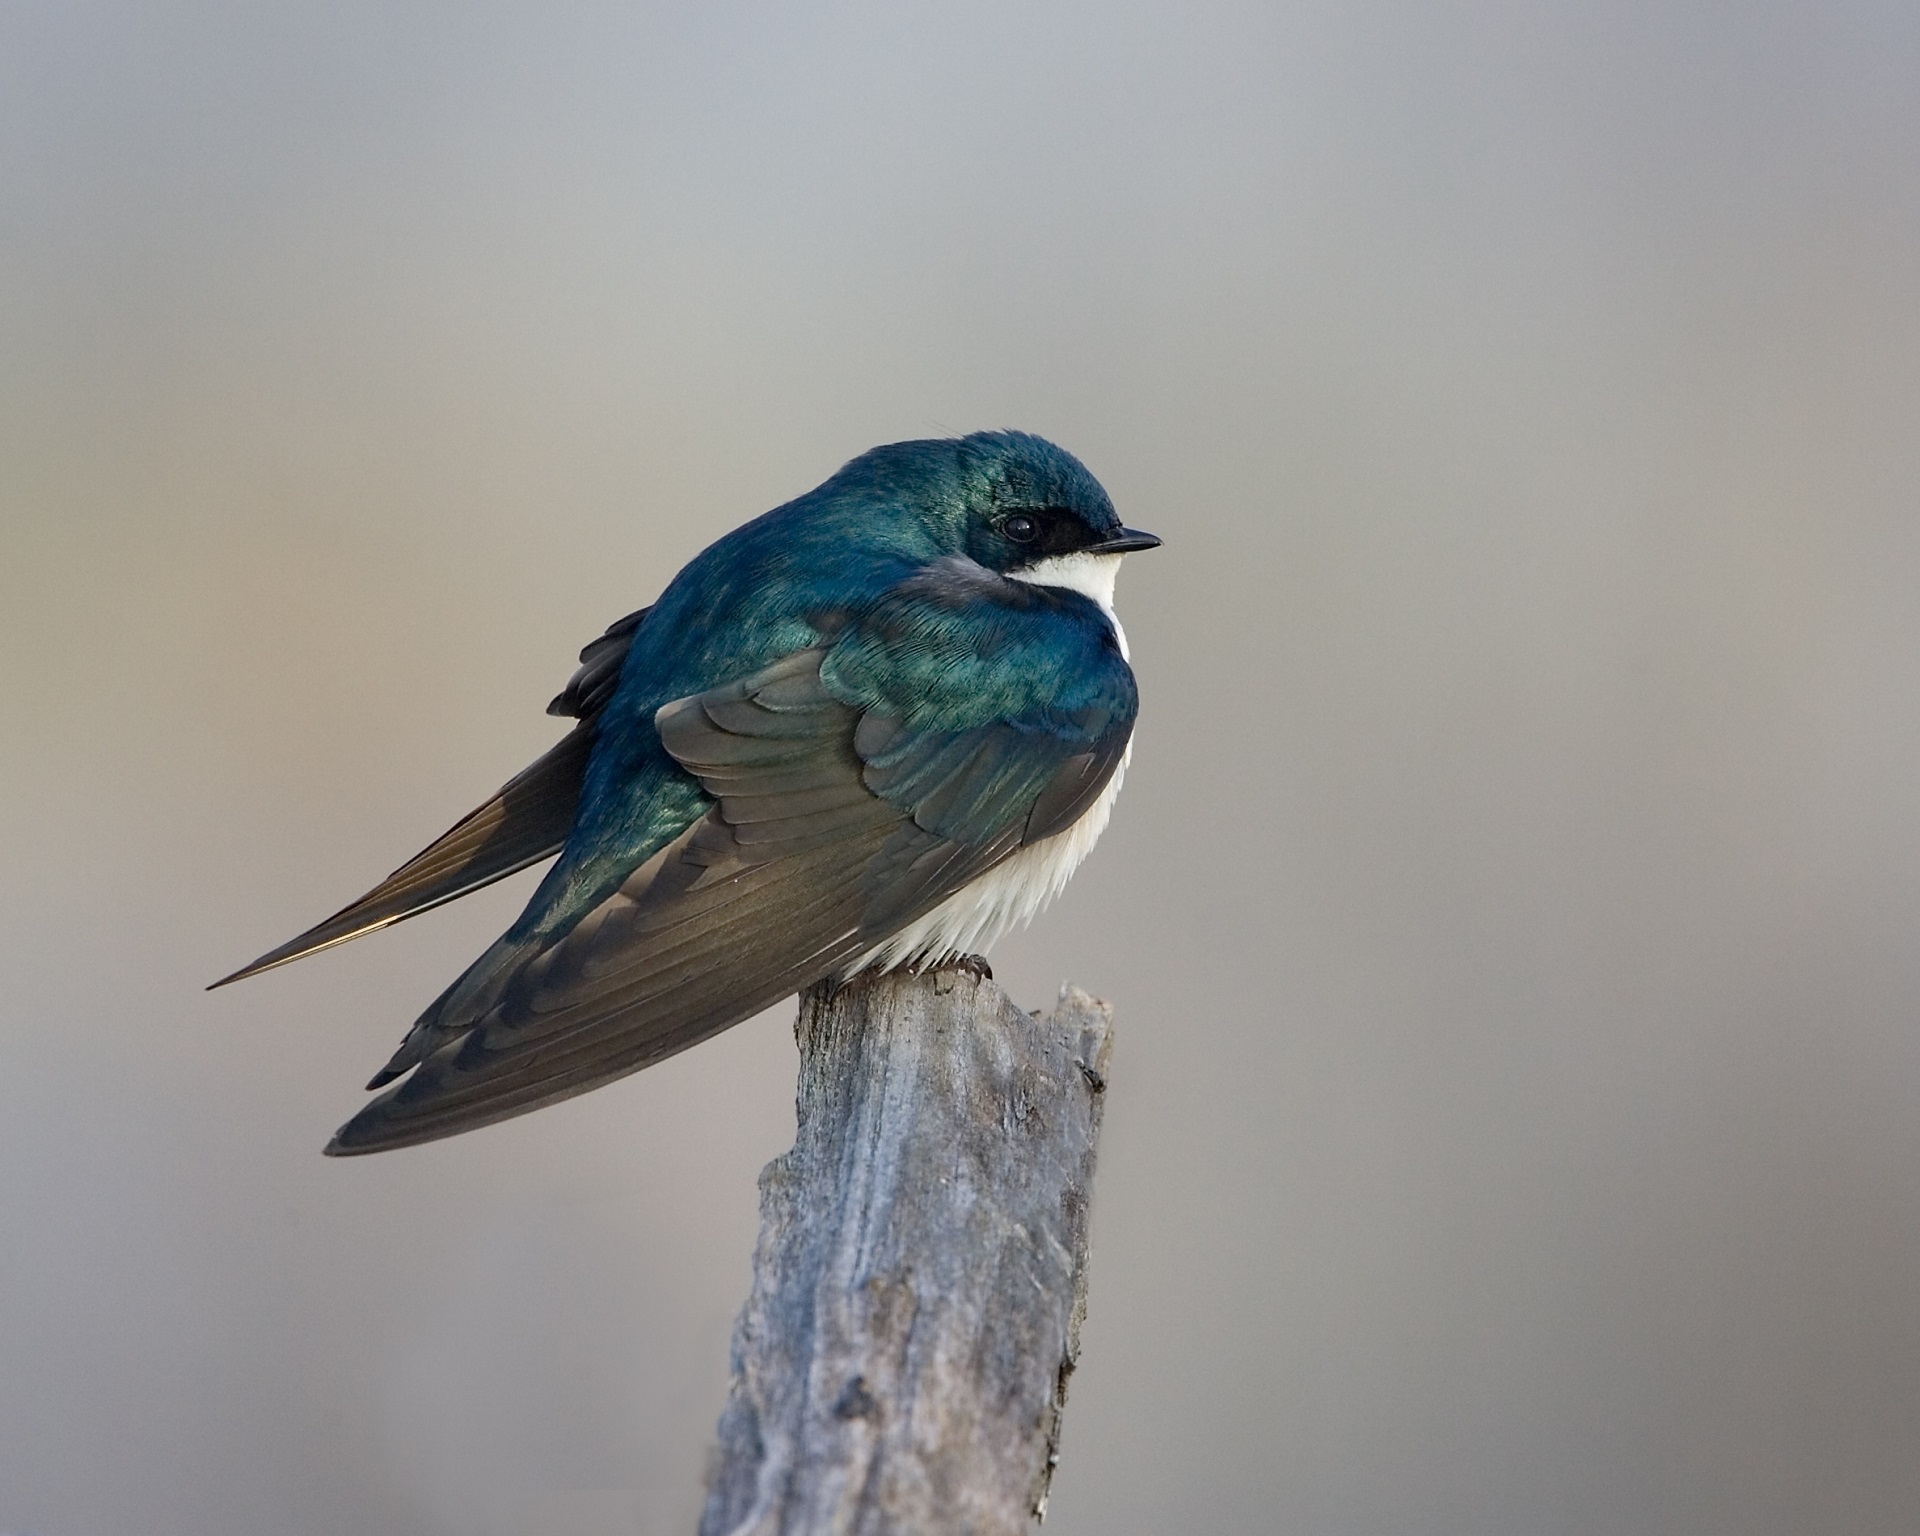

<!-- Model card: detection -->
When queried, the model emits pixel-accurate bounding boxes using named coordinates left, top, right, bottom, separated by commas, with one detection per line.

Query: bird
left=212, top=431, right=1159, bottom=1155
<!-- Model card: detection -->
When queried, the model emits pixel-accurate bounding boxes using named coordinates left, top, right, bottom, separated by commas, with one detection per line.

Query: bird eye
left=1002, top=514, right=1038, bottom=542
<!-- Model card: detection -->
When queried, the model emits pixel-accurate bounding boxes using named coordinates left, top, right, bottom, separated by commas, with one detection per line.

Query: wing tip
left=204, top=924, right=382, bottom=993
left=326, top=1103, right=501, bottom=1158
left=324, top=1104, right=409, bottom=1157
left=205, top=950, right=296, bottom=991
left=322, top=1130, right=392, bottom=1158
left=322, top=1132, right=396, bottom=1158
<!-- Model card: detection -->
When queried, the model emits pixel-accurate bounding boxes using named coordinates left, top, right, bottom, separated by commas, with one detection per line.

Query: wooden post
left=699, top=968, right=1114, bottom=1536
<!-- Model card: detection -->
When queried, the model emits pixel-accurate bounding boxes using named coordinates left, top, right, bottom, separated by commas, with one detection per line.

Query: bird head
left=956, top=431, right=1162, bottom=580
left=824, top=430, right=1161, bottom=581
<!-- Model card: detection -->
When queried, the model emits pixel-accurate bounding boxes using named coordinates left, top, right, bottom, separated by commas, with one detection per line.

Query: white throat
left=1007, top=551, right=1129, bottom=658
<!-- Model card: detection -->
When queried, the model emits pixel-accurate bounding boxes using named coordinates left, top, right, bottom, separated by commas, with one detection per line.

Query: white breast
left=848, top=551, right=1134, bottom=974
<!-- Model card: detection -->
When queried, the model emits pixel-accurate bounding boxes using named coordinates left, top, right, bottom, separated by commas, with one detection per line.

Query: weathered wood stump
left=699, top=968, right=1114, bottom=1536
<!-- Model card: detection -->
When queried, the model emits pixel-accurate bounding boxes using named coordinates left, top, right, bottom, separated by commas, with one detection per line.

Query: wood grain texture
left=700, top=969, right=1113, bottom=1536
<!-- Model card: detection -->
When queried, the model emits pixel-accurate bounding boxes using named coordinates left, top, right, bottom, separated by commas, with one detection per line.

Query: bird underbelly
left=847, top=736, right=1132, bottom=975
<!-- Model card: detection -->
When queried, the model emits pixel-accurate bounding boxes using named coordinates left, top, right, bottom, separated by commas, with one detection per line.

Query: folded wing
left=327, top=569, right=1136, bottom=1153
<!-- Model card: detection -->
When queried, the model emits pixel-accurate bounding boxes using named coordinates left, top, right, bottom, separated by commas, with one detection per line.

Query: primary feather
left=207, top=607, right=652, bottom=988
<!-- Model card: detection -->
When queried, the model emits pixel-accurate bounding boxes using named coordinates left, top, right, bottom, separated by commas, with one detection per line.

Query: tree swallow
left=214, top=432, right=1159, bottom=1154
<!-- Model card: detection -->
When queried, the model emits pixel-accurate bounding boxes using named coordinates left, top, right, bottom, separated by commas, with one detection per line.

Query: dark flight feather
left=208, top=607, right=650, bottom=989
left=548, top=606, right=650, bottom=719
left=327, top=576, right=1136, bottom=1155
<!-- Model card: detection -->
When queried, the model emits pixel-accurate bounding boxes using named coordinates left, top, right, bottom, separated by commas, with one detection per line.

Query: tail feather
left=208, top=729, right=591, bottom=988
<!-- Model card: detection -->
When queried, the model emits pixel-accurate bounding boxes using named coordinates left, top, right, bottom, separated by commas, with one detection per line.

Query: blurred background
left=3, top=2, right=1918, bottom=1532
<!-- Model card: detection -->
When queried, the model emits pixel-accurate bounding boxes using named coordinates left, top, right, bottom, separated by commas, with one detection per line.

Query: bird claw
left=939, top=953, right=993, bottom=981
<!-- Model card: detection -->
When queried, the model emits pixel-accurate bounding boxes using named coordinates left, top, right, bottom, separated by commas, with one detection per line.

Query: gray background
left=4, top=3, right=1918, bottom=1533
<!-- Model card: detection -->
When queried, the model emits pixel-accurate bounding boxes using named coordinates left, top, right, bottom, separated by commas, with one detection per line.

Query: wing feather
left=328, top=571, right=1138, bottom=1154
left=212, top=606, right=651, bottom=988
left=208, top=729, right=592, bottom=988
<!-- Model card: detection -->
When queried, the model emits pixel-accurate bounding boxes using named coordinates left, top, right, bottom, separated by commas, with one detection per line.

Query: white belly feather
left=849, top=552, right=1133, bottom=973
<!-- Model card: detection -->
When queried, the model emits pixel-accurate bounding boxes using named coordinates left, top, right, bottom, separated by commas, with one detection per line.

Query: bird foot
left=933, top=952, right=994, bottom=981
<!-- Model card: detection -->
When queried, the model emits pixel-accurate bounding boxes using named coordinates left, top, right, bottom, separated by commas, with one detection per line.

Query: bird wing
left=209, top=606, right=650, bottom=988
left=327, top=563, right=1135, bottom=1154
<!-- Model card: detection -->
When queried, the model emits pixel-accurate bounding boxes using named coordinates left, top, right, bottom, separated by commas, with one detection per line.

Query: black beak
left=1086, top=527, right=1163, bottom=555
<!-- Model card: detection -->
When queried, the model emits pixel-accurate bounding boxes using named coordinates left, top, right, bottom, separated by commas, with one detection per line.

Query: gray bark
left=699, top=968, right=1114, bottom=1536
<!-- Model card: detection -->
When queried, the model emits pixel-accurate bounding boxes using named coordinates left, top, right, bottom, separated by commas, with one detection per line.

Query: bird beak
left=1087, top=527, right=1163, bottom=555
